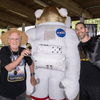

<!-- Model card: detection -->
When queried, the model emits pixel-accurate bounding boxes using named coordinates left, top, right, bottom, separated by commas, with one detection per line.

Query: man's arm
left=29, top=62, right=36, bottom=86
left=5, top=55, right=24, bottom=71
left=5, top=49, right=31, bottom=71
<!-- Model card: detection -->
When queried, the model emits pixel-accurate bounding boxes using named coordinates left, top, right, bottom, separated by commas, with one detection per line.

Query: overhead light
left=34, top=0, right=49, bottom=7
left=8, top=9, right=28, bottom=18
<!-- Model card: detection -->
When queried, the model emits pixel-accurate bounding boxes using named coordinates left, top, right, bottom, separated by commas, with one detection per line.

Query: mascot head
left=35, top=6, right=69, bottom=25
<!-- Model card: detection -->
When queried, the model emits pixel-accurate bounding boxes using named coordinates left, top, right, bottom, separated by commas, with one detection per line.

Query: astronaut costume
left=26, top=6, right=80, bottom=100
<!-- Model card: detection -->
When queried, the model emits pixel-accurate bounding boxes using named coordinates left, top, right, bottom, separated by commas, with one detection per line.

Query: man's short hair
left=75, top=22, right=86, bottom=28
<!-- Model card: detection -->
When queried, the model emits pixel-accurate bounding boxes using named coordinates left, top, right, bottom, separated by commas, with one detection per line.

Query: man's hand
left=21, top=49, right=31, bottom=57
left=30, top=76, right=37, bottom=86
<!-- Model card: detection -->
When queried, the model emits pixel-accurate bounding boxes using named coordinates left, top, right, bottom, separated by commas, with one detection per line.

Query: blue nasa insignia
left=56, top=28, right=66, bottom=37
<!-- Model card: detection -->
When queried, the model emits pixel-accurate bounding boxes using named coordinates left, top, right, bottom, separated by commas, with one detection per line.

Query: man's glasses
left=9, top=38, right=20, bottom=41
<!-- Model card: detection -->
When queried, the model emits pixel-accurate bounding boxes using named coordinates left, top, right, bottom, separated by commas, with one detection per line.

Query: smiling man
left=0, top=28, right=36, bottom=100
left=75, top=22, right=100, bottom=100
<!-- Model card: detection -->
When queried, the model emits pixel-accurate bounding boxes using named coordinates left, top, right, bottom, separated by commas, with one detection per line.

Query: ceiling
left=0, top=0, right=100, bottom=29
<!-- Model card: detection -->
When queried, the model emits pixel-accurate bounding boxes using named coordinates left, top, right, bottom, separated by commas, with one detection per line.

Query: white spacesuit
left=26, top=6, right=80, bottom=100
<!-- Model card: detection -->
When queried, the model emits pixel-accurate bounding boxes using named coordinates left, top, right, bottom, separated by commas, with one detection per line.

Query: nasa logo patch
left=56, top=28, right=66, bottom=37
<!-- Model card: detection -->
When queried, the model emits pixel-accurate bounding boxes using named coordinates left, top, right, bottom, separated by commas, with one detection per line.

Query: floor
left=26, top=95, right=31, bottom=100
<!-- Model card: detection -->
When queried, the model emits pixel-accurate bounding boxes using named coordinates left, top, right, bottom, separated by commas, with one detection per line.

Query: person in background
left=0, top=28, right=36, bottom=100
left=1, top=31, right=5, bottom=34
left=0, top=31, right=5, bottom=49
left=75, top=22, right=100, bottom=100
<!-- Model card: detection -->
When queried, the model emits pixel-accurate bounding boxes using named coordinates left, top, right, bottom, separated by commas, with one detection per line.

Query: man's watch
left=30, top=73, right=35, bottom=76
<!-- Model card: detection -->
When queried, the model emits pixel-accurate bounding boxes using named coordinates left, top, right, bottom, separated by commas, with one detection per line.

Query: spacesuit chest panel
left=33, top=23, right=67, bottom=71
left=36, top=23, right=66, bottom=43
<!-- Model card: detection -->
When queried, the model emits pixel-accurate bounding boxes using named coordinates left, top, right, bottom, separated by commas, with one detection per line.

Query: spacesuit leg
left=31, top=95, right=49, bottom=100
left=31, top=68, right=50, bottom=100
left=49, top=70, right=66, bottom=100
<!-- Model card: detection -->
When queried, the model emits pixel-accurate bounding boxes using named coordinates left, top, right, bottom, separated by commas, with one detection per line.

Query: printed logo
left=56, top=28, right=66, bottom=37
left=8, top=55, right=25, bottom=82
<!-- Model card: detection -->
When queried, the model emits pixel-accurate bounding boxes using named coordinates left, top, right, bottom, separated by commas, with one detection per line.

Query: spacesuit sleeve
left=61, top=29, right=80, bottom=100
left=25, top=28, right=36, bottom=95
